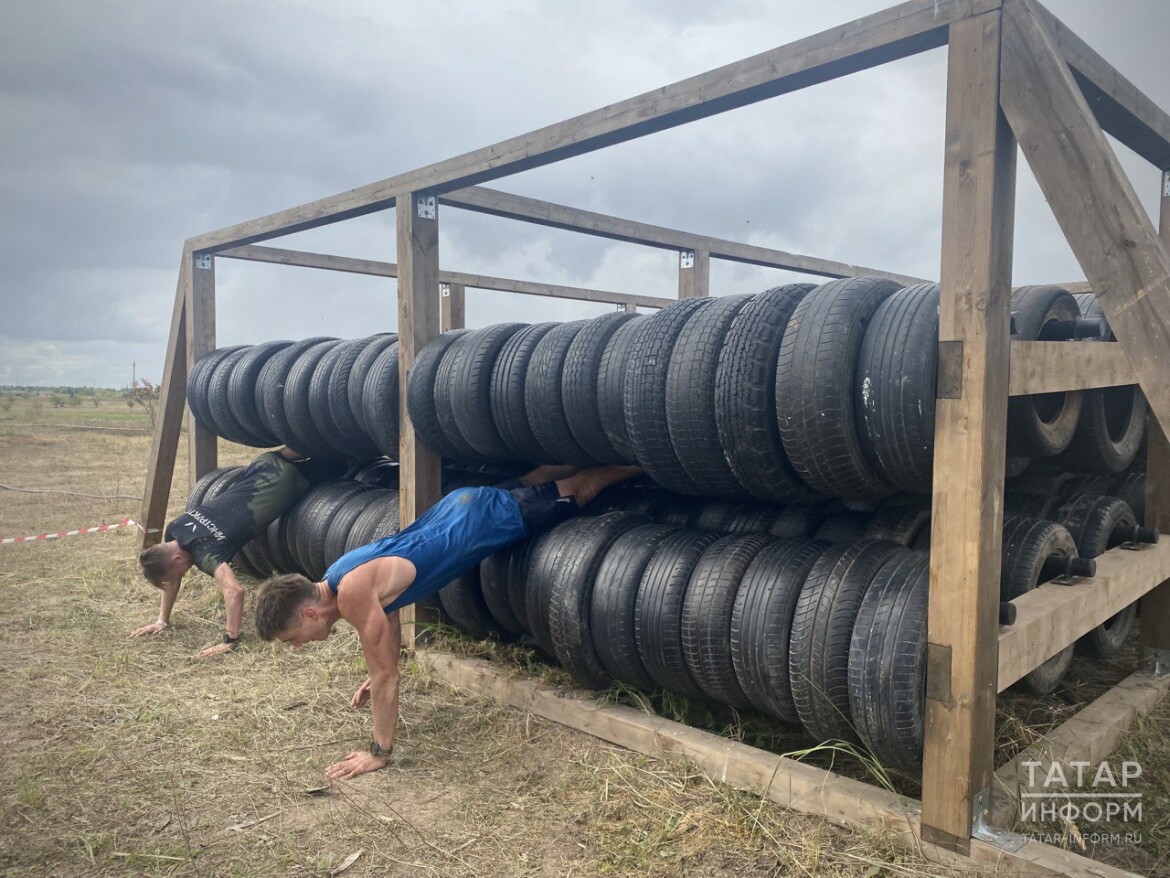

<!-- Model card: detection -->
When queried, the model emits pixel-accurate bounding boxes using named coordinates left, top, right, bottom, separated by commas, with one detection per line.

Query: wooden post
left=139, top=250, right=192, bottom=548
left=921, top=10, right=1015, bottom=854
left=440, top=282, right=465, bottom=332
left=186, top=251, right=217, bottom=486
left=1141, top=170, right=1170, bottom=656
left=678, top=249, right=710, bottom=298
left=623, top=303, right=637, bottom=313
left=397, top=194, right=444, bottom=649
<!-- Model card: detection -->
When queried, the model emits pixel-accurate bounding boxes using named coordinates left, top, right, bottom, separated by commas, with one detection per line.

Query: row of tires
left=404, top=280, right=1148, bottom=504
left=186, top=334, right=403, bottom=459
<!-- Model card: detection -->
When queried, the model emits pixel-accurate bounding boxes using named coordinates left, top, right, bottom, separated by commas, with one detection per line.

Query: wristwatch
left=369, top=740, right=392, bottom=759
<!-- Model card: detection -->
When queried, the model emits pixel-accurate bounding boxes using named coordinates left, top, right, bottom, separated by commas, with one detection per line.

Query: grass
left=0, top=397, right=1165, bottom=876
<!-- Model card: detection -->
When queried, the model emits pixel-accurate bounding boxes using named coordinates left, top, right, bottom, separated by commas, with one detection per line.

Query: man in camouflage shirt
left=134, top=447, right=316, bottom=657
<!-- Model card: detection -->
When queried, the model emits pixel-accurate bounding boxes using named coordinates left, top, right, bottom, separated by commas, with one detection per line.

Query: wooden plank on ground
left=999, top=0, right=1170, bottom=448
left=991, top=671, right=1170, bottom=828
left=678, top=249, right=710, bottom=298
left=188, top=0, right=996, bottom=252
left=397, top=194, right=443, bottom=649
left=186, top=252, right=217, bottom=486
left=417, top=651, right=1141, bottom=878
left=1008, top=341, right=1133, bottom=395
left=442, top=187, right=928, bottom=284
left=139, top=252, right=190, bottom=548
left=999, top=541, right=1170, bottom=691
left=921, top=9, right=1015, bottom=854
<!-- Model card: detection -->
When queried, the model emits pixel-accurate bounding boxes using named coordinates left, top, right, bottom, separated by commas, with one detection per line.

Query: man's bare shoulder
left=337, top=555, right=416, bottom=609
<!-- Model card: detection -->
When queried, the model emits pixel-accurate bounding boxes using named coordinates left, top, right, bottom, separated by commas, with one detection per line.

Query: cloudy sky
left=2, top=0, right=1167, bottom=388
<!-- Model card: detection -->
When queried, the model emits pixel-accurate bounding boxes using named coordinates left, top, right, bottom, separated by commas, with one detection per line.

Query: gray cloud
left=1, top=0, right=1167, bottom=387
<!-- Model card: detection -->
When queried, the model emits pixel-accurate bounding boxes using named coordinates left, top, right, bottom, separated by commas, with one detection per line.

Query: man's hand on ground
left=326, top=751, right=387, bottom=780
left=130, top=620, right=167, bottom=637
left=350, top=678, right=373, bottom=708
left=198, top=641, right=236, bottom=658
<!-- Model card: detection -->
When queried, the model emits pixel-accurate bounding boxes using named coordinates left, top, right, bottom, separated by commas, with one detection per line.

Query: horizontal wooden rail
left=187, top=0, right=995, bottom=253
left=998, top=539, right=1170, bottom=691
left=440, top=187, right=927, bottom=285
left=1008, top=340, right=1134, bottom=395
left=216, top=245, right=673, bottom=309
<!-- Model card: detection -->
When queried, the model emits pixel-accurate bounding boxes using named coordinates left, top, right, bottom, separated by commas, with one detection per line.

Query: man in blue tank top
left=253, top=462, right=641, bottom=780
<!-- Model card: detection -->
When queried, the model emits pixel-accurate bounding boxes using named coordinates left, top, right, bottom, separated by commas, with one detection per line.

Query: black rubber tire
left=257, top=337, right=336, bottom=452
left=722, top=504, right=786, bottom=535
left=208, top=347, right=267, bottom=446
left=240, top=531, right=275, bottom=579
left=777, top=276, right=902, bottom=501
left=665, top=294, right=753, bottom=496
left=1005, top=455, right=1032, bottom=479
left=680, top=533, right=774, bottom=710
left=1052, top=494, right=1140, bottom=658
left=1001, top=515, right=1078, bottom=694
left=597, top=316, right=645, bottom=464
left=1007, top=286, right=1084, bottom=457
left=187, top=346, right=245, bottom=434
left=297, top=481, right=375, bottom=581
left=715, top=284, right=817, bottom=504
left=227, top=340, right=292, bottom=447
left=848, top=549, right=931, bottom=775
left=864, top=503, right=931, bottom=547
left=1075, top=293, right=1114, bottom=339
left=405, top=330, right=472, bottom=460
left=768, top=504, right=834, bottom=539
left=561, top=312, right=639, bottom=464
left=1110, top=471, right=1147, bottom=524
left=343, top=491, right=401, bottom=554
left=488, top=322, right=558, bottom=462
left=544, top=512, right=649, bottom=687
left=322, top=488, right=387, bottom=571
left=308, top=339, right=367, bottom=457
left=347, top=334, right=398, bottom=438
left=265, top=515, right=297, bottom=575
left=347, top=458, right=399, bottom=488
left=479, top=545, right=525, bottom=636
left=448, top=323, right=527, bottom=460
left=432, top=331, right=489, bottom=462
left=438, top=566, right=515, bottom=642
left=360, top=343, right=401, bottom=460
left=856, top=283, right=939, bottom=494
left=1054, top=385, right=1147, bottom=475
left=789, top=539, right=907, bottom=742
left=321, top=337, right=384, bottom=459
left=526, top=321, right=597, bottom=465
left=635, top=529, right=723, bottom=700
left=731, top=538, right=829, bottom=722
left=1004, top=491, right=1061, bottom=519
left=589, top=523, right=679, bottom=691
left=813, top=511, right=872, bottom=543
left=283, top=340, right=345, bottom=458
left=524, top=519, right=590, bottom=657
left=187, top=466, right=236, bottom=508
left=692, top=500, right=751, bottom=533
left=505, top=535, right=543, bottom=635
left=278, top=482, right=333, bottom=576
left=624, top=299, right=714, bottom=492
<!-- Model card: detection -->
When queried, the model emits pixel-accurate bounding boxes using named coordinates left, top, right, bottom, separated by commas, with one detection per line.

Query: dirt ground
left=0, top=396, right=1165, bottom=877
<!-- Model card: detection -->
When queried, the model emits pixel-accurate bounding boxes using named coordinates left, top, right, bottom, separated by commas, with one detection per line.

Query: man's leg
left=554, top=465, right=643, bottom=508
left=518, top=464, right=579, bottom=486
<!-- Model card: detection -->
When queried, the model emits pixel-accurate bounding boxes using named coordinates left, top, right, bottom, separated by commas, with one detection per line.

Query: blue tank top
left=324, top=486, right=526, bottom=611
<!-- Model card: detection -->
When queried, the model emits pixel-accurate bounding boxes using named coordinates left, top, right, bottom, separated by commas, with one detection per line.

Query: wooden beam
left=1000, top=0, right=1170, bottom=452
left=440, top=282, right=465, bottom=332
left=441, top=187, right=927, bottom=284
left=678, top=249, right=710, bottom=298
left=186, top=252, right=217, bottom=485
left=139, top=252, right=191, bottom=548
left=397, top=194, right=444, bottom=649
left=921, top=10, right=1015, bottom=854
left=991, top=670, right=1170, bottom=828
left=418, top=651, right=1141, bottom=878
left=188, top=0, right=996, bottom=252
left=1031, top=0, right=1170, bottom=170
left=1008, top=341, right=1133, bottom=395
left=1056, top=281, right=1092, bottom=294
left=998, top=541, right=1170, bottom=691
left=1141, top=170, right=1170, bottom=654
left=215, top=244, right=673, bottom=310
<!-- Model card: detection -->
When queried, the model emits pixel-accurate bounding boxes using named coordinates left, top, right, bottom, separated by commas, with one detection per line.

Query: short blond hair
left=138, top=543, right=173, bottom=588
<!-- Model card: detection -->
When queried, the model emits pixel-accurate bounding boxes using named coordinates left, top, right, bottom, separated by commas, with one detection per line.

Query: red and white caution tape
left=1, top=517, right=140, bottom=545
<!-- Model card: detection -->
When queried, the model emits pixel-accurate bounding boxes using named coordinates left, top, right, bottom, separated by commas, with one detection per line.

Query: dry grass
left=0, top=398, right=1164, bottom=876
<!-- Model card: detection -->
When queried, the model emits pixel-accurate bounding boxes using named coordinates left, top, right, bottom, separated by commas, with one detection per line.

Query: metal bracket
left=1142, top=647, right=1170, bottom=678
left=194, top=253, right=213, bottom=270
left=971, top=789, right=1028, bottom=852
left=417, top=195, right=436, bottom=220
left=679, top=250, right=695, bottom=269
left=440, top=283, right=451, bottom=298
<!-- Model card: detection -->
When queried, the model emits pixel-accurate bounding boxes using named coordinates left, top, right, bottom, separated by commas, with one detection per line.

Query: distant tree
left=128, top=378, right=160, bottom=429
left=50, top=394, right=66, bottom=408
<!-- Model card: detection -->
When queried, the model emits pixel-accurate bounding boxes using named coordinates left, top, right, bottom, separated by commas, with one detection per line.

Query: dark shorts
left=500, top=481, right=580, bottom=534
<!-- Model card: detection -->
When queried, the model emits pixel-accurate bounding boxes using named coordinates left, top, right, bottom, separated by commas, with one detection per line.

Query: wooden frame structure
left=142, top=0, right=1170, bottom=872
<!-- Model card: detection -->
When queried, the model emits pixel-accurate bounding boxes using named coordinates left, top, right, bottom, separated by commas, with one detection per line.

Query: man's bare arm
left=197, top=563, right=245, bottom=657
left=131, top=581, right=180, bottom=637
